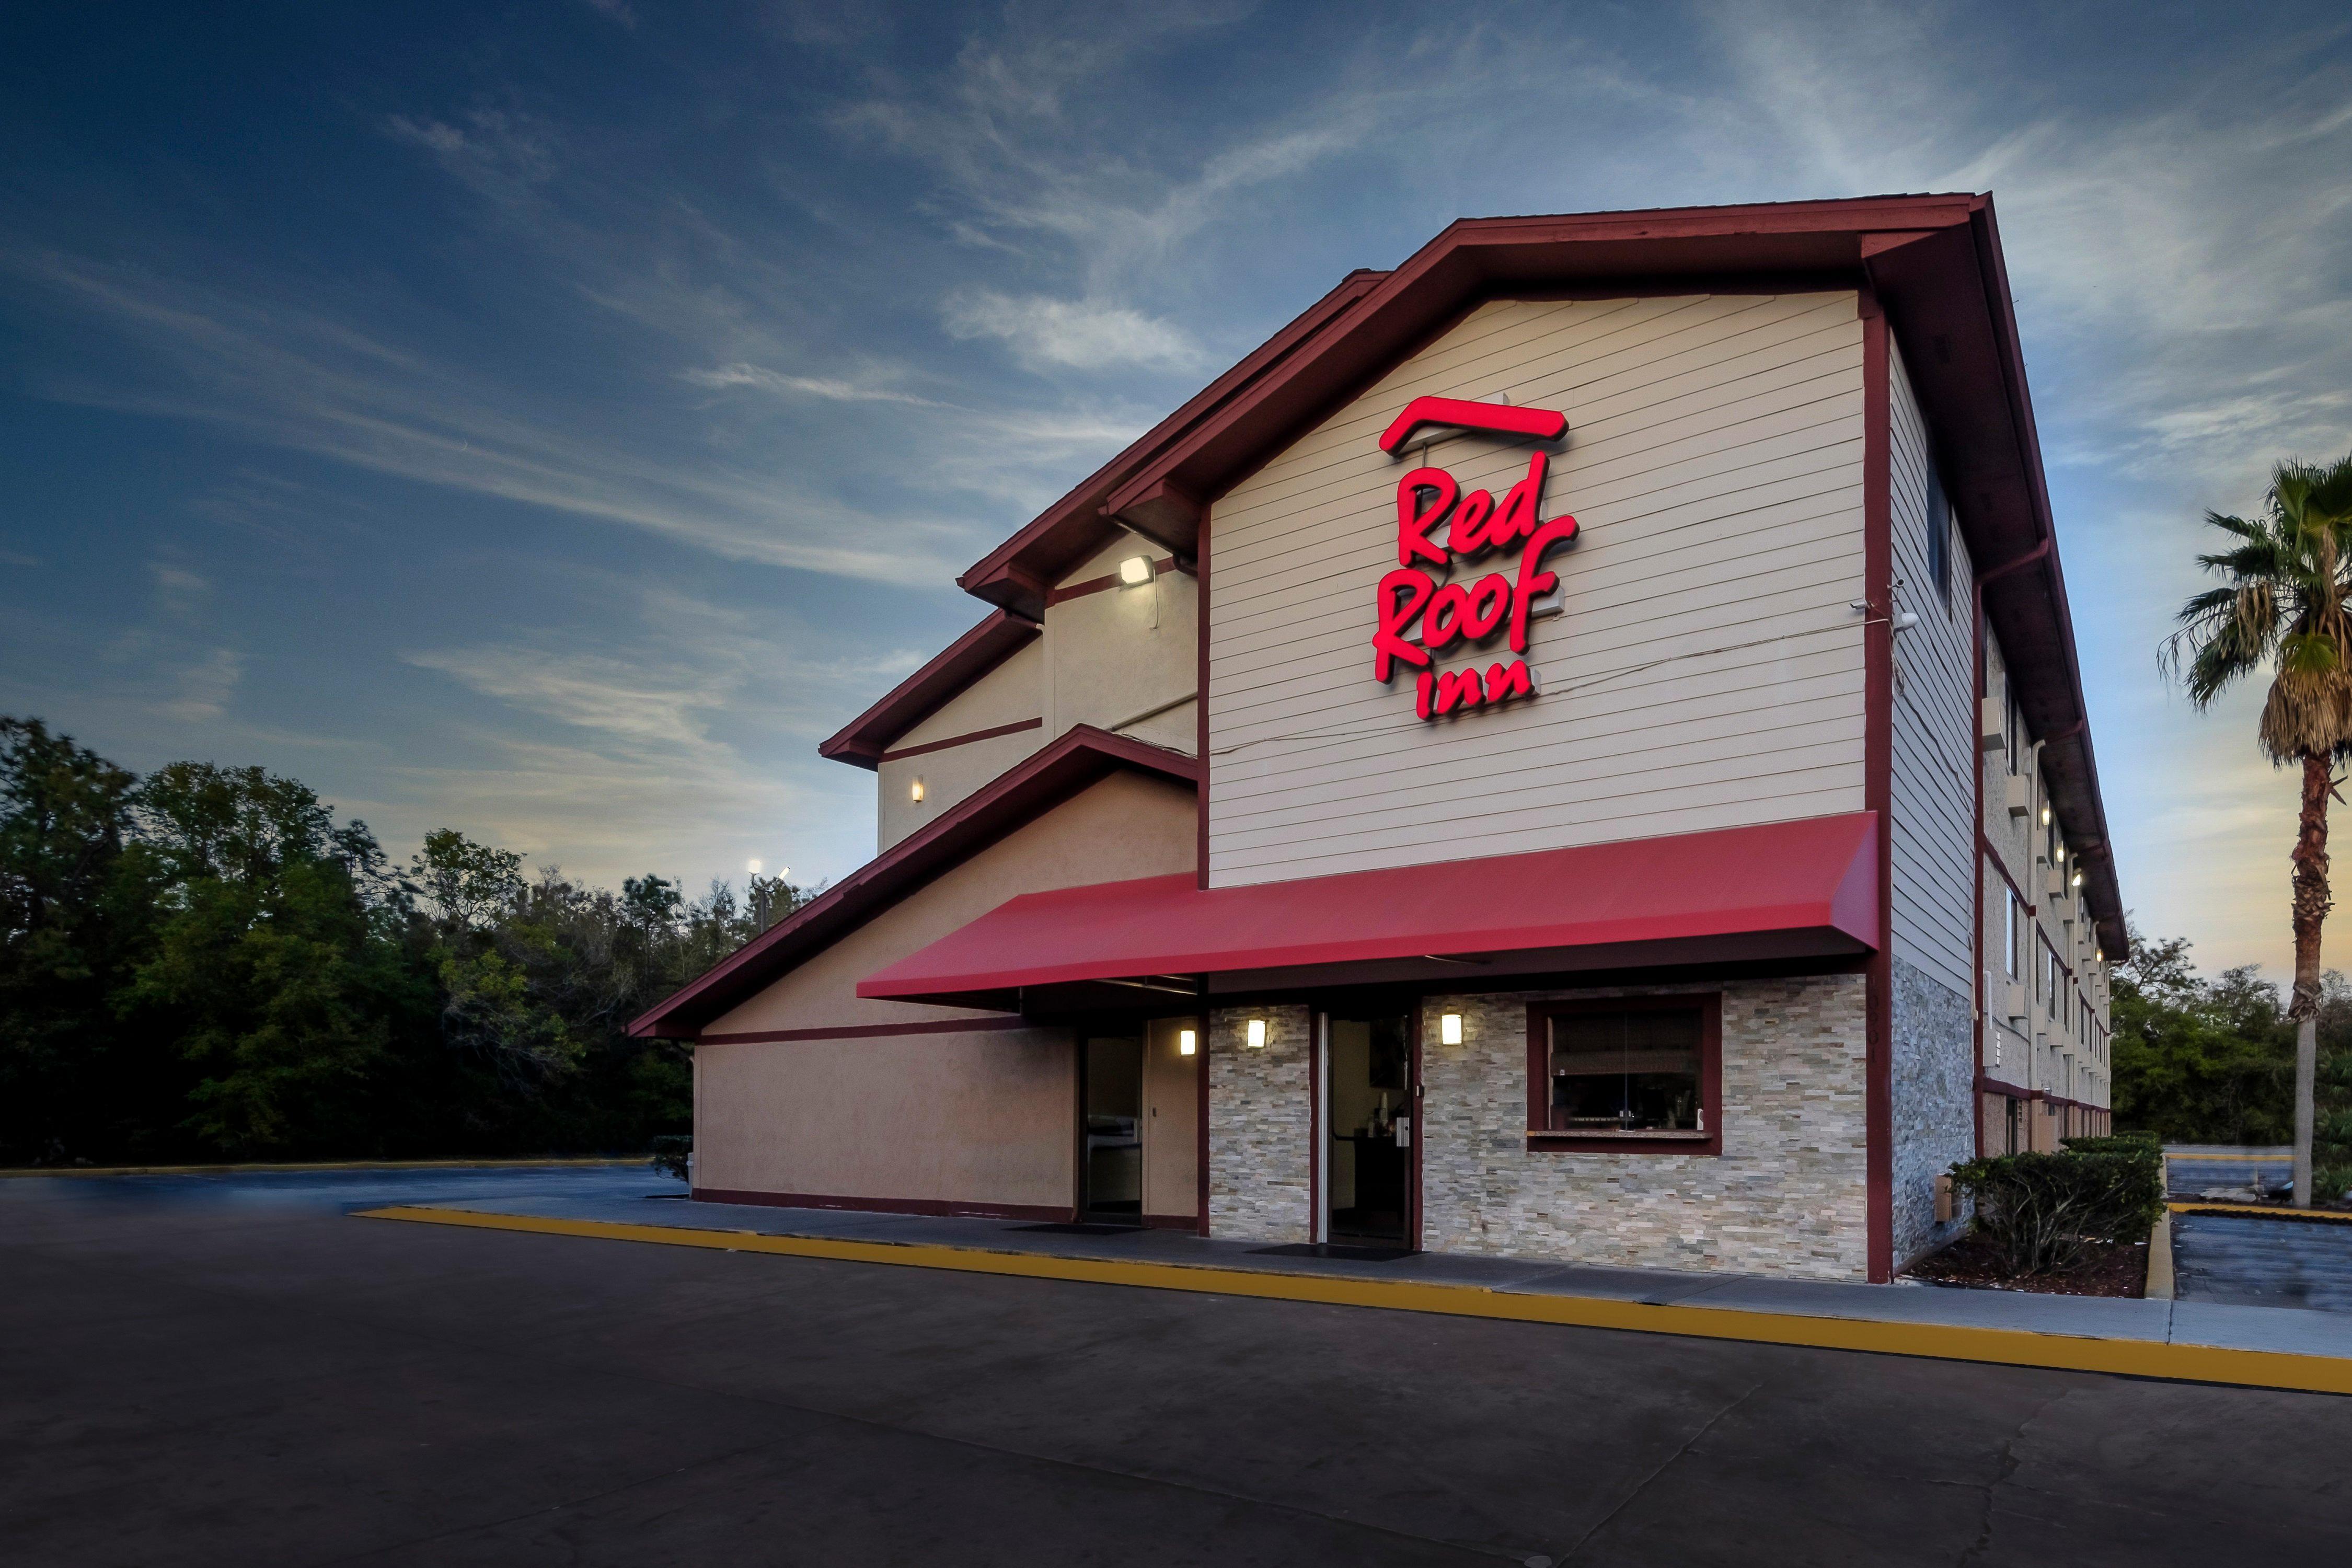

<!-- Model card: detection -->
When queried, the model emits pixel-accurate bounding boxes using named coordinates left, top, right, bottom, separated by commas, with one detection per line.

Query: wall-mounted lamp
left=910, top=778, right=925, bottom=803
left=1118, top=554, right=1154, bottom=586
left=1245, top=1018, right=1266, bottom=1048
left=2071, top=870, right=2084, bottom=889
left=1439, top=1011, right=1463, bottom=1046
left=2039, top=805, right=2051, bottom=826
left=1179, top=1029, right=1196, bottom=1057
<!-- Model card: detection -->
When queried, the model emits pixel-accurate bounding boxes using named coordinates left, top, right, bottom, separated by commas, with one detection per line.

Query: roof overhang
left=858, top=812, right=1880, bottom=1012
left=818, top=607, right=1041, bottom=768
left=628, top=726, right=1199, bottom=1039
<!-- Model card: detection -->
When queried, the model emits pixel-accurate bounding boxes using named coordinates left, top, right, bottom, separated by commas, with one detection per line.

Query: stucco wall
left=878, top=637, right=1045, bottom=852
left=696, top=768, right=1197, bottom=1209
left=1045, top=538, right=1198, bottom=751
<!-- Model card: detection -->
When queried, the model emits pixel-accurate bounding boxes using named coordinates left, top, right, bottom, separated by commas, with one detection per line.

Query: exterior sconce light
left=910, top=778, right=925, bottom=802
left=2071, top=870, right=2084, bottom=889
left=1179, top=1029, right=1196, bottom=1057
left=1440, top=1011, right=1463, bottom=1045
left=1245, top=1018, right=1267, bottom=1048
left=2040, top=805, right=2051, bottom=826
left=1119, top=555, right=1154, bottom=586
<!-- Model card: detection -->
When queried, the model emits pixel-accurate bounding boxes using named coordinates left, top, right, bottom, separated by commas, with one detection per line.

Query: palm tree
left=2163, top=451, right=2352, bottom=1207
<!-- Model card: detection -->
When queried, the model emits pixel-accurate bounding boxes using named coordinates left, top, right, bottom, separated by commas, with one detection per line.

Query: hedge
left=1948, top=1143, right=2165, bottom=1276
left=650, top=1134, right=691, bottom=1182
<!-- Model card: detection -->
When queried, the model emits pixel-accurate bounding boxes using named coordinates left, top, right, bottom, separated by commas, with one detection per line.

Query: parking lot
left=5, top=1167, right=2349, bottom=1565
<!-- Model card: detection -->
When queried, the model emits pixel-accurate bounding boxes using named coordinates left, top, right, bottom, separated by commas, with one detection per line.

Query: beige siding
left=879, top=637, right=1044, bottom=851
left=1206, top=292, right=1869, bottom=886
left=1887, top=344, right=1977, bottom=1002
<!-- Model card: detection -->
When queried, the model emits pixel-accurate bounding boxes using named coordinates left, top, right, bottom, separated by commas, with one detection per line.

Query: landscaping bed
left=1906, top=1235, right=2148, bottom=1297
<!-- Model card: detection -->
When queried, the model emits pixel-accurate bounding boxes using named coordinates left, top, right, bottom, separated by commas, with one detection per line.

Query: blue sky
left=3, top=2, right=2348, bottom=976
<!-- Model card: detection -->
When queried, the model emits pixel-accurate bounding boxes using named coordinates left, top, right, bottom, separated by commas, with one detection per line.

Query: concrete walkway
left=368, top=1186, right=2352, bottom=1393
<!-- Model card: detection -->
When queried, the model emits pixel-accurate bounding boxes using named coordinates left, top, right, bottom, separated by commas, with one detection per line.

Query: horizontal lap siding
left=1207, top=293, right=1868, bottom=886
left=1886, top=345, right=1976, bottom=1001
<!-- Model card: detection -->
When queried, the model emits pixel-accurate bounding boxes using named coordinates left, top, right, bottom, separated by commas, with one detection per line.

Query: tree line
left=1, top=716, right=807, bottom=1167
left=2111, top=927, right=2352, bottom=1195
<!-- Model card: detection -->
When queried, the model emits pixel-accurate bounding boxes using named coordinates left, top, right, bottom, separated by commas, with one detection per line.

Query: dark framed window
left=1525, top=995, right=1722, bottom=1154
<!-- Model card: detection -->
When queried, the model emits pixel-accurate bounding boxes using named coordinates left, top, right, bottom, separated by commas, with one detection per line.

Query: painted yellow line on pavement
left=357, top=1205, right=2352, bottom=1398
left=2, top=1158, right=648, bottom=1180
left=2170, top=1202, right=2352, bottom=1224
left=2165, top=1152, right=2292, bottom=1162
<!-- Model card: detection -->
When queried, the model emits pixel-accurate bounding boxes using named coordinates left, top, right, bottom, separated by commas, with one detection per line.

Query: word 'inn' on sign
left=1368, top=397, right=1577, bottom=722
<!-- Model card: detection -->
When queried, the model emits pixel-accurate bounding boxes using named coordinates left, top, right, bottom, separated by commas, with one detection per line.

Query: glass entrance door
left=1081, top=1033, right=1144, bottom=1219
left=1320, top=1010, right=1414, bottom=1246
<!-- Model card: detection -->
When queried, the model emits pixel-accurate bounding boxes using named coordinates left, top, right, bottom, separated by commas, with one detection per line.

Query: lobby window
left=1526, top=997, right=1720, bottom=1152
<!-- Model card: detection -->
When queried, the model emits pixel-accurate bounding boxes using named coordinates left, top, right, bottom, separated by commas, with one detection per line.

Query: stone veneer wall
left=1423, top=976, right=1871, bottom=1278
left=1889, top=955, right=1976, bottom=1265
left=1206, top=1004, right=1311, bottom=1242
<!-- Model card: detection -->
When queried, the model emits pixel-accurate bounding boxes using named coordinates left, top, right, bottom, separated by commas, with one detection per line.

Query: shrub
left=650, top=1134, right=691, bottom=1182
left=1949, top=1147, right=2166, bottom=1276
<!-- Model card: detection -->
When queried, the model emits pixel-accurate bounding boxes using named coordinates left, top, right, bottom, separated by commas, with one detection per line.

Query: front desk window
left=1526, top=996, right=1721, bottom=1152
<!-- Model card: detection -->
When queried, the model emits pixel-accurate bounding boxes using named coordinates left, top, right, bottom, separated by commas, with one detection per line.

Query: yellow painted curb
left=1, top=1158, right=649, bottom=1180
left=356, top=1206, right=2352, bottom=1398
left=2164, top=1153, right=2292, bottom=1162
left=2169, top=1202, right=2352, bottom=1224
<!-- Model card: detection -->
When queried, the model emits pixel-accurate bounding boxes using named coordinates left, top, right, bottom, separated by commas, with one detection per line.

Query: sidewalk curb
left=2146, top=1213, right=2175, bottom=1300
left=2169, top=1202, right=2352, bottom=1225
left=357, top=1205, right=2352, bottom=1398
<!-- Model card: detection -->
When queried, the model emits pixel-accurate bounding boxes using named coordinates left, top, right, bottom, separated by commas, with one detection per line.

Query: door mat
left=1253, top=1242, right=1415, bottom=1263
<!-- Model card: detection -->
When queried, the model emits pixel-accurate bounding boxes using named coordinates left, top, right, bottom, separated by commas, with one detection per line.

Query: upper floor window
left=1926, top=462, right=1951, bottom=606
left=2005, top=684, right=2023, bottom=776
left=2003, top=887, right=2020, bottom=977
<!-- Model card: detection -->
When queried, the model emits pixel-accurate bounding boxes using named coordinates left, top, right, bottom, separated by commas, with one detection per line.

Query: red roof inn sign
left=1371, top=397, right=1577, bottom=721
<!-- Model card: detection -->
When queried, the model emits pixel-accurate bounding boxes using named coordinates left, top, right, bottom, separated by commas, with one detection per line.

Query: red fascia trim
left=956, top=270, right=1389, bottom=614
left=691, top=1188, right=1075, bottom=1224
left=697, top=1016, right=1034, bottom=1046
left=628, top=725, right=1201, bottom=1039
left=819, top=609, right=1041, bottom=769
left=1861, top=297, right=1896, bottom=1285
left=879, top=717, right=1042, bottom=765
left=858, top=812, right=1881, bottom=1000
left=1377, top=396, right=1567, bottom=455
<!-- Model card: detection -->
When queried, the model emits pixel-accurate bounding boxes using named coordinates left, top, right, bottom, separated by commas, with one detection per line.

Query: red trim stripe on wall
left=1861, top=293, right=1897, bottom=1285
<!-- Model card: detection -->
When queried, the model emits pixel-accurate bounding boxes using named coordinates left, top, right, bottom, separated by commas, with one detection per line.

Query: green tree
left=2109, top=932, right=2293, bottom=1143
left=120, top=763, right=425, bottom=1157
left=2162, top=449, right=2352, bottom=1205
left=0, top=719, right=151, bottom=1163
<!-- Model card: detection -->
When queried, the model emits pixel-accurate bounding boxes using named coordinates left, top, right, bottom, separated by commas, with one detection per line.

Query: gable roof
left=818, top=607, right=1040, bottom=769
left=628, top=725, right=1199, bottom=1039
left=938, top=192, right=2122, bottom=956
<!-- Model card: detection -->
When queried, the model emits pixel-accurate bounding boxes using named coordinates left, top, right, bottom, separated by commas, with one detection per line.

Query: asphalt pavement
left=5, top=1167, right=2350, bottom=1566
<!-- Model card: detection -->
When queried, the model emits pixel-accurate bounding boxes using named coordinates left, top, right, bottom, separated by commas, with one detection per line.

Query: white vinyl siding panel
left=1207, top=293, right=1868, bottom=886
left=1887, top=344, right=1976, bottom=1001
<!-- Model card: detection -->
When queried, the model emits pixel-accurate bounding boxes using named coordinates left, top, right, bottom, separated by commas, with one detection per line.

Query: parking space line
left=356, top=1205, right=2352, bottom=1398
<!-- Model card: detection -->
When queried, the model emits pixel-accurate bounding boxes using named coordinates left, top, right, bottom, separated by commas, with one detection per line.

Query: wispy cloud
left=679, top=362, right=948, bottom=406
left=941, top=289, right=1205, bottom=371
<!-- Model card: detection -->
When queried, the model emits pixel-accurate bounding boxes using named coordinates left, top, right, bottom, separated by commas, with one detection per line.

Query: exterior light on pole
left=1440, top=1011, right=1463, bottom=1045
left=1178, top=1029, right=1196, bottom=1057
left=746, top=859, right=762, bottom=877
left=1246, top=1018, right=1266, bottom=1049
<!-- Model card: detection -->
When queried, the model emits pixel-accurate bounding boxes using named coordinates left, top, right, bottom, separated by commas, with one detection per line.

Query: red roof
left=628, top=726, right=1198, bottom=1038
left=818, top=607, right=1040, bottom=768
left=858, top=812, right=1880, bottom=1009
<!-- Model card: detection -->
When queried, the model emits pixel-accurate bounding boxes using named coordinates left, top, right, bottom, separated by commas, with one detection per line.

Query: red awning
left=858, top=813, right=1878, bottom=1007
